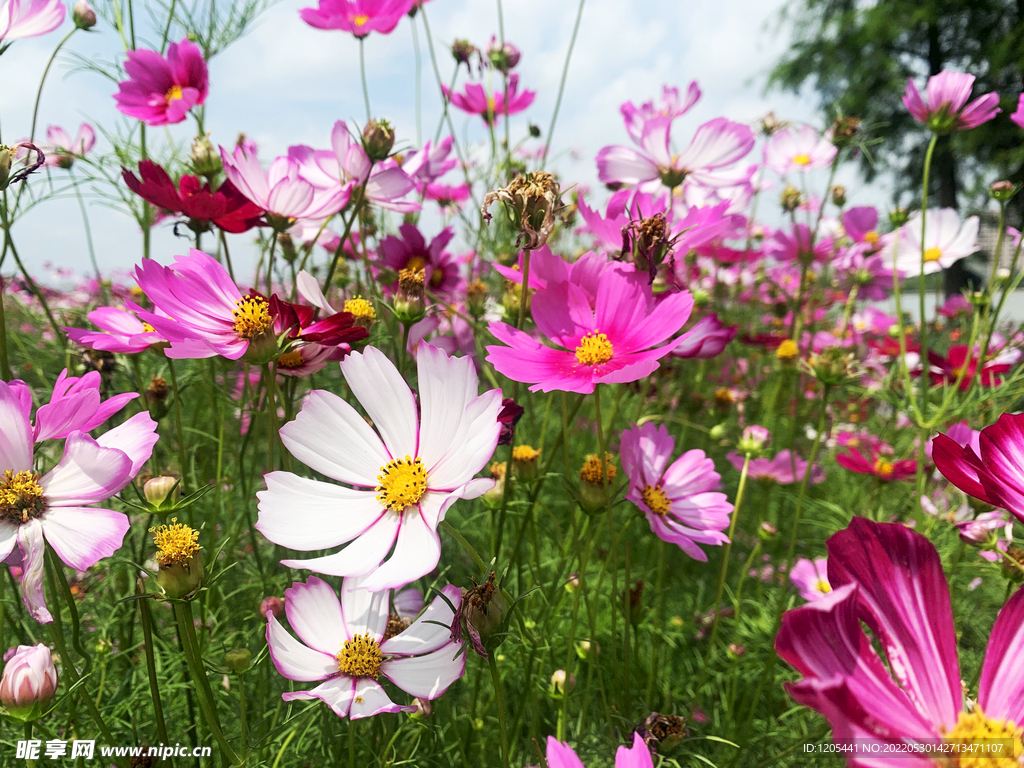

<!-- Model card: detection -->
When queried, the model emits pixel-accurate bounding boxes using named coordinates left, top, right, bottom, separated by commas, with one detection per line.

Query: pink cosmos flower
left=0, top=0, right=65, bottom=43
left=492, top=247, right=609, bottom=305
left=537, top=733, right=653, bottom=768
left=620, top=422, right=732, bottom=561
left=892, top=209, right=979, bottom=276
left=596, top=115, right=755, bottom=191
left=789, top=557, right=831, bottom=602
left=27, top=369, right=139, bottom=442
left=621, top=82, right=701, bottom=143
left=763, top=126, right=837, bottom=175
left=672, top=314, right=737, bottom=359
left=576, top=189, right=669, bottom=252
left=1011, top=94, right=1024, bottom=130
left=114, top=38, right=209, bottom=126
left=266, top=575, right=464, bottom=719
left=842, top=206, right=881, bottom=247
left=378, top=224, right=460, bottom=296
left=903, top=70, right=1000, bottom=133
left=764, top=223, right=832, bottom=263
left=729, top=450, right=825, bottom=485
left=836, top=445, right=916, bottom=482
left=256, top=344, right=502, bottom=591
left=299, top=0, right=414, bottom=37
left=41, top=124, right=94, bottom=168
left=64, top=306, right=165, bottom=354
left=443, top=73, right=536, bottom=125
left=0, top=644, right=57, bottom=714
left=0, top=381, right=158, bottom=622
left=403, top=136, right=457, bottom=183
left=777, top=518, right=1024, bottom=761
left=132, top=250, right=280, bottom=361
left=485, top=264, right=693, bottom=394
left=221, top=144, right=350, bottom=223
left=933, top=412, right=1024, bottom=523
left=423, top=182, right=471, bottom=208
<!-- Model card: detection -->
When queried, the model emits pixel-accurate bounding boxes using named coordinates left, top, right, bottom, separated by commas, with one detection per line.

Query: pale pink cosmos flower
left=621, top=82, right=701, bottom=144
left=64, top=306, right=164, bottom=354
left=763, top=125, right=837, bottom=175
left=672, top=314, right=737, bottom=359
left=266, top=575, right=464, bottom=719
left=0, top=0, right=65, bottom=43
left=41, top=123, right=94, bottom=168
left=537, top=733, right=653, bottom=768
left=443, top=73, right=536, bottom=125
left=402, top=136, right=457, bottom=183
left=892, top=208, right=979, bottom=276
left=789, top=557, right=831, bottom=602
left=256, top=344, right=502, bottom=591
left=114, top=38, right=209, bottom=126
left=0, top=644, right=57, bottom=714
left=620, top=422, right=732, bottom=561
left=729, top=450, right=825, bottom=485
left=0, top=380, right=158, bottom=622
left=486, top=264, right=693, bottom=394
left=299, top=0, right=414, bottom=37
left=902, top=70, right=1000, bottom=133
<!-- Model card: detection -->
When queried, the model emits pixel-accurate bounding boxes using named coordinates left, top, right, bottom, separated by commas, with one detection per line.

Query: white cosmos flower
left=256, top=343, right=502, bottom=591
left=266, top=574, right=465, bottom=719
left=892, top=208, right=979, bottom=276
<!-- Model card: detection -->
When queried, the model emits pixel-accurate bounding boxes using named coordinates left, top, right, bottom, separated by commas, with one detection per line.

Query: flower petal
left=357, top=507, right=440, bottom=592
left=280, top=512, right=400, bottom=578
left=381, top=642, right=465, bottom=699
left=341, top=347, right=419, bottom=459
left=40, top=432, right=134, bottom=506
left=978, top=585, right=1024, bottom=724
left=40, top=507, right=129, bottom=571
left=266, top=610, right=336, bottom=682
left=381, top=584, right=461, bottom=655
left=283, top=575, right=348, bottom=656
left=0, top=380, right=33, bottom=472
left=339, top=574, right=389, bottom=642
left=349, top=677, right=406, bottom=719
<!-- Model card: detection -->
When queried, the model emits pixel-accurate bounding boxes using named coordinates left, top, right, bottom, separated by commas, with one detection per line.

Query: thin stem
left=0, top=275, right=10, bottom=381
left=542, top=0, right=586, bottom=167
left=359, top=37, right=372, bottom=122
left=25, top=723, right=35, bottom=768
left=138, top=593, right=172, bottom=757
left=411, top=14, right=423, bottom=146
left=917, top=133, right=939, bottom=417
left=488, top=654, right=510, bottom=768
left=167, top=360, right=189, bottom=494
left=28, top=30, right=77, bottom=148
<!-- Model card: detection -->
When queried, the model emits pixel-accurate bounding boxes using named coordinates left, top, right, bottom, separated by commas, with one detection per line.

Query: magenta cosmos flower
left=536, top=733, right=653, bottom=768
left=27, top=369, right=140, bottom=442
left=672, top=313, right=737, bottom=359
left=789, top=557, right=831, bottom=602
left=1012, top=94, right=1024, bottom=130
left=267, top=575, right=464, bottom=719
left=486, top=265, right=693, bottom=394
left=836, top=445, right=916, bottom=482
left=620, top=422, right=732, bottom=561
left=763, top=125, right=837, bottom=175
left=65, top=306, right=165, bottom=354
left=777, top=517, right=1024, bottom=761
left=114, top=38, right=208, bottom=126
left=621, top=82, right=701, bottom=144
left=256, top=344, right=502, bottom=591
left=442, top=73, right=536, bottom=125
left=378, top=224, right=459, bottom=295
left=903, top=70, right=1000, bottom=133
left=596, top=115, right=755, bottom=191
left=300, top=0, right=413, bottom=36
left=0, top=381, right=157, bottom=622
left=0, top=0, right=65, bottom=43
left=934, top=412, right=1024, bottom=524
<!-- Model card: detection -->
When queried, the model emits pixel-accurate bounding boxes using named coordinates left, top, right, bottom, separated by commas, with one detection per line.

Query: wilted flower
left=482, top=170, right=561, bottom=250
left=450, top=572, right=508, bottom=659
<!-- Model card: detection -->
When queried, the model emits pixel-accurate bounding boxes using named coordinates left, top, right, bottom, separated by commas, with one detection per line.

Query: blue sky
left=3, top=0, right=866, bottom=282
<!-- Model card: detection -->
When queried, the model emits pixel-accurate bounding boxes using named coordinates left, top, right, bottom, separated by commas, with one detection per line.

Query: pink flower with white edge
left=892, top=208, right=979, bottom=276
left=763, top=125, right=837, bottom=175
left=266, top=575, right=464, bottom=719
left=486, top=264, right=693, bottom=394
left=903, top=70, right=1000, bottom=133
left=789, top=558, right=831, bottom=602
left=0, top=380, right=158, bottom=623
left=24, top=368, right=139, bottom=442
left=620, top=422, right=732, bottom=561
left=621, top=82, right=701, bottom=143
left=0, top=644, right=57, bottom=717
left=536, top=733, right=653, bottom=768
left=64, top=306, right=165, bottom=354
left=777, top=517, right=1024, bottom=760
left=256, top=344, right=502, bottom=591
left=41, top=123, right=94, bottom=168
left=114, top=38, right=209, bottom=126
left=442, top=73, right=535, bottom=125
left=0, top=0, right=65, bottom=43
left=132, top=250, right=279, bottom=361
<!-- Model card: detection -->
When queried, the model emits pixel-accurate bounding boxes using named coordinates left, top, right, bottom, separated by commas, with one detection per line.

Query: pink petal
left=39, top=507, right=129, bottom=571
left=266, top=610, right=336, bottom=682
left=40, top=432, right=133, bottom=506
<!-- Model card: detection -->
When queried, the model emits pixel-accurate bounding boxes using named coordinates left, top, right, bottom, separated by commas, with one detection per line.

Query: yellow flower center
left=924, top=247, right=943, bottom=263
left=792, top=153, right=811, bottom=166
left=512, top=445, right=540, bottom=462
left=775, top=339, right=799, bottom=360
left=873, top=459, right=894, bottom=478
left=344, top=296, right=376, bottom=321
left=232, top=295, right=272, bottom=339
left=574, top=331, right=614, bottom=366
left=405, top=255, right=427, bottom=273
left=641, top=484, right=671, bottom=516
left=487, top=95, right=497, bottom=114
left=351, top=13, right=369, bottom=26
left=165, top=84, right=184, bottom=104
left=376, top=456, right=427, bottom=512
left=864, top=230, right=880, bottom=244
left=150, top=518, right=202, bottom=566
left=0, top=470, right=45, bottom=524
left=580, top=453, right=616, bottom=485
left=141, top=321, right=156, bottom=333
left=815, top=580, right=831, bottom=594
left=941, top=708, right=1023, bottom=768
left=336, top=633, right=383, bottom=678
left=276, top=349, right=306, bottom=369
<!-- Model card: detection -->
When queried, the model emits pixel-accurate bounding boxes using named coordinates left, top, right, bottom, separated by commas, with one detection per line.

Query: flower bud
left=486, top=36, right=521, bottom=73
left=575, top=639, right=593, bottom=660
left=410, top=698, right=432, bottom=720
left=737, top=425, right=770, bottom=455
left=72, top=0, right=97, bottom=29
left=780, top=185, right=803, bottom=213
left=830, top=184, right=847, bottom=207
left=0, top=146, right=12, bottom=190
left=190, top=135, right=222, bottom=177
left=760, top=112, right=786, bottom=137
left=362, top=119, right=395, bottom=163
left=990, top=180, right=1018, bottom=203
left=259, top=595, right=285, bottom=619
left=481, top=462, right=506, bottom=509
left=151, top=518, right=204, bottom=599
left=636, top=712, right=688, bottom=753
left=1, top=644, right=57, bottom=720
left=466, top=280, right=489, bottom=318
left=888, top=207, right=909, bottom=227
left=144, top=476, right=180, bottom=509
left=146, top=375, right=170, bottom=420
left=224, top=649, right=252, bottom=672
left=451, top=39, right=477, bottom=67
left=511, top=444, right=540, bottom=481
left=393, top=267, right=426, bottom=324
left=550, top=669, right=575, bottom=696
left=829, top=115, right=861, bottom=148
left=758, top=521, right=778, bottom=540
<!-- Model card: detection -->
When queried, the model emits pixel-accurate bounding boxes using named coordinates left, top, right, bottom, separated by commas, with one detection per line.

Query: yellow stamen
left=150, top=518, right=202, bottom=566
left=487, top=95, right=496, bottom=114
left=405, top=255, right=427, bottom=273
left=0, top=470, right=45, bottom=524
left=336, top=633, right=383, bottom=678
left=574, top=331, right=614, bottom=366
left=776, top=339, right=799, bottom=360
left=815, top=580, right=831, bottom=594
left=580, top=453, right=616, bottom=485
left=141, top=321, right=156, bottom=333
left=165, top=84, right=184, bottom=104
left=792, top=153, right=811, bottom=166
left=873, top=459, right=894, bottom=479
left=351, top=13, right=369, bottom=27
left=924, top=247, right=943, bottom=263
left=512, top=445, right=540, bottom=462
left=232, top=295, right=272, bottom=339
left=376, top=456, right=427, bottom=512
left=277, top=350, right=306, bottom=369
left=641, top=484, right=671, bottom=516
left=941, top=707, right=1023, bottom=768
left=344, top=296, right=376, bottom=321
left=864, top=230, right=880, bottom=245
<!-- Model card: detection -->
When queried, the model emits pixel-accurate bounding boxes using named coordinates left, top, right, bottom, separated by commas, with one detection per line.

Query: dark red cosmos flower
left=122, top=160, right=264, bottom=233
left=926, top=345, right=1011, bottom=390
left=867, top=336, right=919, bottom=358
left=496, top=397, right=525, bottom=446
left=268, top=295, right=369, bottom=348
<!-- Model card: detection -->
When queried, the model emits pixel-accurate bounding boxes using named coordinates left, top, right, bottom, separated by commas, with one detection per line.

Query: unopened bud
left=144, top=476, right=180, bottom=509
left=806, top=345, right=856, bottom=386
left=259, top=595, right=285, bottom=619
left=481, top=462, right=506, bottom=509
left=780, top=185, right=803, bottom=213
left=277, top=232, right=297, bottom=263
left=362, top=119, right=395, bottom=163
left=0, top=147, right=12, bottom=190
left=72, top=0, right=97, bottom=29
left=737, top=425, right=770, bottom=455
left=830, top=184, right=847, bottom=207
left=190, top=135, right=221, bottom=176
left=146, top=376, right=170, bottom=419
left=990, top=180, right=1018, bottom=203
left=224, top=649, right=252, bottom=672
left=0, top=644, right=57, bottom=721
left=550, top=669, right=575, bottom=695
left=410, top=698, right=432, bottom=720
left=829, top=115, right=861, bottom=148
left=888, top=207, right=909, bottom=227
left=486, top=36, right=521, bottom=73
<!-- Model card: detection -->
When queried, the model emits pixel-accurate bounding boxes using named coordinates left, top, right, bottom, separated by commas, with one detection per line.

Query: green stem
left=25, top=722, right=35, bottom=768
left=541, top=0, right=586, bottom=167
left=359, top=37, right=372, bottom=122
left=917, top=133, right=939, bottom=417
left=167, top=360, right=189, bottom=494
left=487, top=654, right=510, bottom=768
left=138, top=594, right=172, bottom=757
left=28, top=30, right=77, bottom=149
left=0, top=273, right=10, bottom=381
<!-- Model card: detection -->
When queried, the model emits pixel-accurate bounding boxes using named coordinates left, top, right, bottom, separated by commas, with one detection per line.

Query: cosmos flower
left=402, top=136, right=457, bottom=183
left=902, top=70, right=1000, bottom=133
left=0, top=644, right=57, bottom=717
left=763, top=126, right=837, bottom=175
left=443, top=73, right=536, bottom=125
left=64, top=306, right=166, bottom=354
left=789, top=558, right=831, bottom=602
left=0, top=0, right=65, bottom=43
left=537, top=733, right=653, bottom=768
left=0, top=380, right=157, bottom=622
left=492, top=247, right=610, bottom=306
left=836, top=445, right=916, bottom=482
left=299, top=0, right=414, bottom=37
left=1012, top=94, right=1024, bottom=131
left=620, top=422, right=732, bottom=561
left=25, top=369, right=140, bottom=442
left=378, top=224, right=461, bottom=296
left=926, top=345, right=1011, bottom=390
left=672, top=314, right=737, bottom=359
left=256, top=344, right=502, bottom=591
left=777, top=518, right=1024, bottom=761
left=621, top=82, right=701, bottom=143
left=266, top=575, right=464, bottom=719
left=40, top=124, right=94, bottom=168
left=114, top=38, right=209, bottom=126
left=892, top=209, right=979, bottom=276
left=729, top=450, right=825, bottom=485
left=486, top=264, right=693, bottom=394
left=842, top=206, right=881, bottom=247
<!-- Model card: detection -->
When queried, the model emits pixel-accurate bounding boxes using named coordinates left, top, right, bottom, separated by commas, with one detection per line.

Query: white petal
left=358, top=509, right=440, bottom=592
left=257, top=472, right=385, bottom=551
left=381, top=585, right=461, bottom=655
left=282, top=677, right=356, bottom=719
left=340, top=575, right=389, bottom=642
left=17, top=520, right=50, bottom=623
left=266, top=611, right=337, bottom=681
left=0, top=520, right=17, bottom=562
left=382, top=643, right=466, bottom=699
left=341, top=347, right=418, bottom=459
left=284, top=576, right=347, bottom=656
left=40, top=507, right=129, bottom=570
left=281, top=512, right=400, bottom=577
left=349, top=678, right=406, bottom=719
left=40, top=432, right=133, bottom=506
left=94, top=412, right=158, bottom=476
left=279, top=390, right=389, bottom=487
